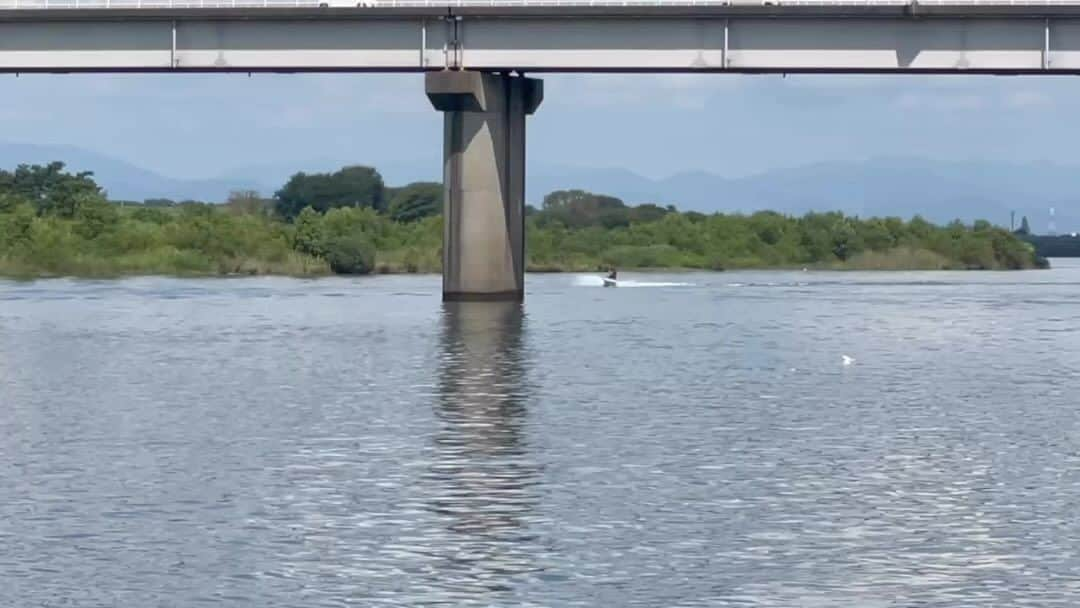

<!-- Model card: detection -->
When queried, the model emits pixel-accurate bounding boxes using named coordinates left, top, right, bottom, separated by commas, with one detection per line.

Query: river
left=3, top=262, right=1080, bottom=606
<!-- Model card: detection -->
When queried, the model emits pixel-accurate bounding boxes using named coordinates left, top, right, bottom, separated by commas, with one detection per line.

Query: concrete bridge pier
left=425, top=71, right=543, bottom=302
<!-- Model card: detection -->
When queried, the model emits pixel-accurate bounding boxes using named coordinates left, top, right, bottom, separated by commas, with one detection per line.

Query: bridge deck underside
left=0, top=9, right=1079, bottom=72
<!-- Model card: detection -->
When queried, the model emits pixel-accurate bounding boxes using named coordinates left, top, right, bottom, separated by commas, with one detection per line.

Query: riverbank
left=524, top=246, right=1048, bottom=274
left=0, top=246, right=1045, bottom=280
left=0, top=209, right=1046, bottom=279
left=0, top=162, right=1045, bottom=279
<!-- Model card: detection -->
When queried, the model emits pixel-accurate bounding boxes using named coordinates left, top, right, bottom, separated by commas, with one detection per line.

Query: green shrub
left=387, top=182, right=442, bottom=223
left=601, top=244, right=683, bottom=268
left=129, top=207, right=172, bottom=225
left=72, top=197, right=119, bottom=240
left=0, top=203, right=35, bottom=252
left=322, top=231, right=376, bottom=274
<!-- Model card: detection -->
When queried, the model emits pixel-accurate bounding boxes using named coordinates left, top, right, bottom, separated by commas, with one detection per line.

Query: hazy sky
left=0, top=72, right=1076, bottom=181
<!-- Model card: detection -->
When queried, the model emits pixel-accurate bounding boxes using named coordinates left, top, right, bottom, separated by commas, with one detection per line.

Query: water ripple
left=3, top=267, right=1080, bottom=605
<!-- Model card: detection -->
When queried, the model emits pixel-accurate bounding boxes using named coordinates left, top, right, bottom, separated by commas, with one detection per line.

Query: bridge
left=0, top=0, right=1074, bottom=298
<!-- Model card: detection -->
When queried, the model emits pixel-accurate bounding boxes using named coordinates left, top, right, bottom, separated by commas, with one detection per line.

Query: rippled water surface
left=4, top=263, right=1080, bottom=606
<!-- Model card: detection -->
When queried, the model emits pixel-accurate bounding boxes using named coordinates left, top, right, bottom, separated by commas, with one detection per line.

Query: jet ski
left=603, top=269, right=618, bottom=287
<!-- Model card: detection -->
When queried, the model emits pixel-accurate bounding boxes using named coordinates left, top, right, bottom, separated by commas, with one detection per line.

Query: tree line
left=1009, top=214, right=1080, bottom=258
left=0, top=160, right=1046, bottom=278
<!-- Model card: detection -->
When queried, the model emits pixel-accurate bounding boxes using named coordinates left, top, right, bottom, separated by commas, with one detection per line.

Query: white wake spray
left=571, top=275, right=692, bottom=288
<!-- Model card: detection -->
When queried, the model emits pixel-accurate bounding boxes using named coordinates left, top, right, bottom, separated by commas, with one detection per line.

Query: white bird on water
left=842, top=355, right=855, bottom=366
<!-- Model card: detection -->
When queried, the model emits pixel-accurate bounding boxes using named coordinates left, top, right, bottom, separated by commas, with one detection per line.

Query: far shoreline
left=0, top=262, right=1054, bottom=283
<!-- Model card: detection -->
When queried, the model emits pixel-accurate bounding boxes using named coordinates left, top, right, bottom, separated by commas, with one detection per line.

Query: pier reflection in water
left=414, top=301, right=544, bottom=603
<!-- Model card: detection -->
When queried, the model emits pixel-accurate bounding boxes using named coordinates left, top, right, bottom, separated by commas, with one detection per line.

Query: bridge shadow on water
left=421, top=300, right=545, bottom=600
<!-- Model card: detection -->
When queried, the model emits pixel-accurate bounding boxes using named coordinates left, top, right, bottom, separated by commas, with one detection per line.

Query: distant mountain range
left=0, top=141, right=1075, bottom=232
left=0, top=142, right=266, bottom=204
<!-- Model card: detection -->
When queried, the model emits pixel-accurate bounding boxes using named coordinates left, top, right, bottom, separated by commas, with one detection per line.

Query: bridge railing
left=0, top=0, right=325, bottom=7
left=1, top=0, right=1079, bottom=9
left=366, top=0, right=1080, bottom=6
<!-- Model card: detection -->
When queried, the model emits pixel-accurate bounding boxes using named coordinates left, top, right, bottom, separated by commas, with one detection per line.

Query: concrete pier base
left=425, top=71, right=543, bottom=302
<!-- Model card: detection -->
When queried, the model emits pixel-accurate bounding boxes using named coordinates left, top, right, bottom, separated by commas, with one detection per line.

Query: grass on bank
left=0, top=162, right=1046, bottom=279
left=0, top=204, right=1046, bottom=278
